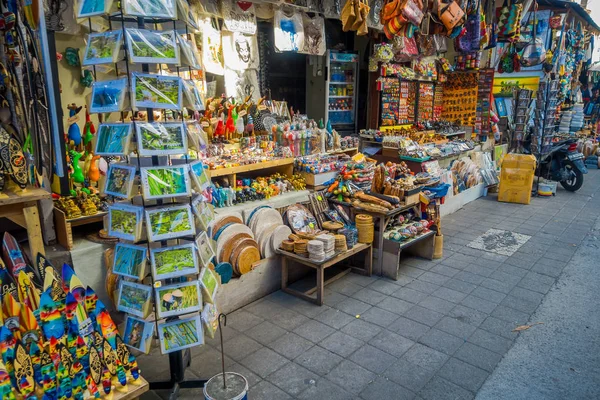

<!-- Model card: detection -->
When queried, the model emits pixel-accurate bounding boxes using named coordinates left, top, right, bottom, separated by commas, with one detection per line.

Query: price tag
left=317, top=195, right=322, bottom=201
left=258, top=105, right=267, bottom=111
left=153, top=281, right=162, bottom=288
left=309, top=222, right=314, bottom=228
left=238, top=110, right=247, bottom=117
left=201, top=121, right=209, bottom=128
left=210, top=117, right=218, bottom=124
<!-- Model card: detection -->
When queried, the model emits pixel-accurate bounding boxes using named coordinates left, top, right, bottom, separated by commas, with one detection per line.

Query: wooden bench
left=278, top=242, right=372, bottom=305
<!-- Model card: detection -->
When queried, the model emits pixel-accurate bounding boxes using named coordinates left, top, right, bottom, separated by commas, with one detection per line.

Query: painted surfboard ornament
left=64, top=292, right=78, bottom=322
left=2, top=294, right=21, bottom=335
left=0, top=359, right=15, bottom=400
left=0, top=264, right=18, bottom=301
left=35, top=253, right=49, bottom=282
left=2, top=232, right=27, bottom=277
left=56, top=359, right=72, bottom=400
left=88, top=344, right=102, bottom=386
left=61, top=264, right=85, bottom=304
left=0, top=326, right=16, bottom=387
left=39, top=291, right=65, bottom=345
left=28, top=341, right=42, bottom=386
left=84, top=286, right=98, bottom=317
left=13, top=341, right=35, bottom=397
left=43, top=267, right=66, bottom=303
left=39, top=348, right=57, bottom=399
left=17, top=270, right=41, bottom=311
left=115, top=334, right=139, bottom=380
left=18, top=303, right=41, bottom=347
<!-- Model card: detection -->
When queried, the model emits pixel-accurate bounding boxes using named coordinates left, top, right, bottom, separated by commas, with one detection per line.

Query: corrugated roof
left=537, top=0, right=600, bottom=32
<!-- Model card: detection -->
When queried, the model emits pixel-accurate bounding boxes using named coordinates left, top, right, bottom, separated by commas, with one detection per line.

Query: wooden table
left=54, top=207, right=108, bottom=250
left=329, top=199, right=420, bottom=276
left=0, top=186, right=51, bottom=257
left=278, top=243, right=372, bottom=305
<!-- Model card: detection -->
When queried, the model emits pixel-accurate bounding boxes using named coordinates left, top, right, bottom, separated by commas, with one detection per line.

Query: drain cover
left=468, top=229, right=531, bottom=256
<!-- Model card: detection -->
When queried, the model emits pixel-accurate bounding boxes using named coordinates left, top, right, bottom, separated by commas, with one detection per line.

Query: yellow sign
left=493, top=76, right=540, bottom=97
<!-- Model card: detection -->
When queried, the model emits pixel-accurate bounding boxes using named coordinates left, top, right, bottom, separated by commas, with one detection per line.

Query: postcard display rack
left=81, top=0, right=210, bottom=396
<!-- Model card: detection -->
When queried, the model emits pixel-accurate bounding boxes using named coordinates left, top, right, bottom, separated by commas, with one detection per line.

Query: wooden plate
left=250, top=207, right=282, bottom=236
left=212, top=215, right=244, bottom=239
left=270, top=225, right=292, bottom=254
left=236, top=246, right=261, bottom=275
left=258, top=224, right=280, bottom=258
left=245, top=205, right=271, bottom=225
left=219, top=232, right=252, bottom=263
left=216, top=224, right=255, bottom=260
left=230, top=238, right=260, bottom=275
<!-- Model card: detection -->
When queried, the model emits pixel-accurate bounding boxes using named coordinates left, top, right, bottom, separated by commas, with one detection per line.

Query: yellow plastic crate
left=498, top=154, right=537, bottom=205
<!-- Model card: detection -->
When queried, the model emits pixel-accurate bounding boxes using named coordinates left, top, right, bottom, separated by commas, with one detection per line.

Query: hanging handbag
left=520, top=2, right=546, bottom=67
left=357, top=0, right=371, bottom=35
left=416, top=32, right=436, bottom=56
left=401, top=0, right=424, bottom=26
left=352, top=0, right=364, bottom=30
left=392, top=35, right=418, bottom=62
left=437, top=0, right=465, bottom=31
left=381, top=0, right=402, bottom=25
left=433, top=33, right=448, bottom=52
left=485, top=22, right=497, bottom=48
left=456, top=0, right=481, bottom=53
left=497, top=0, right=522, bottom=41
left=342, top=0, right=357, bottom=31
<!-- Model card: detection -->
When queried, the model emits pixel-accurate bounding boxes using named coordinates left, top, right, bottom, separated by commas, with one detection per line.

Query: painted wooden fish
left=18, top=303, right=41, bottom=348
left=2, top=293, right=21, bottom=335
left=17, top=271, right=40, bottom=311
left=13, top=341, right=35, bottom=397
left=38, top=291, right=65, bottom=349
left=39, top=348, right=57, bottom=400
left=0, top=326, right=17, bottom=387
left=61, top=264, right=85, bottom=304
left=35, top=253, right=49, bottom=282
left=0, top=359, right=15, bottom=400
left=2, top=232, right=27, bottom=277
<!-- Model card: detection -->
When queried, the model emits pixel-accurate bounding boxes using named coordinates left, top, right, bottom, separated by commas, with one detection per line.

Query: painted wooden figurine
left=66, top=104, right=82, bottom=148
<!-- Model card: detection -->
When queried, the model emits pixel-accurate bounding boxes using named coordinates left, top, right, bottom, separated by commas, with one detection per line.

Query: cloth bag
left=437, top=0, right=465, bottom=31
left=497, top=0, right=522, bottom=41
left=456, top=0, right=481, bottom=52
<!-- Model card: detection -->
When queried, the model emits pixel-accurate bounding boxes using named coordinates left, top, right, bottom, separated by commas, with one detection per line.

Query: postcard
left=155, top=281, right=202, bottom=318
left=182, top=79, right=204, bottom=111
left=136, top=122, right=187, bottom=156
left=122, top=315, right=155, bottom=354
left=108, top=203, right=144, bottom=242
left=95, top=123, right=133, bottom=156
left=83, top=30, right=123, bottom=65
left=126, top=29, right=179, bottom=65
left=150, top=243, right=199, bottom=281
left=123, top=0, right=176, bottom=19
left=112, top=243, right=147, bottom=280
left=90, top=77, right=128, bottom=113
left=105, top=163, right=137, bottom=199
left=140, top=165, right=191, bottom=200
left=188, top=160, right=210, bottom=192
left=191, top=197, right=215, bottom=232
left=132, top=73, right=182, bottom=111
left=195, top=231, right=215, bottom=268
left=199, top=267, right=218, bottom=304
left=145, top=204, right=195, bottom=242
left=117, top=280, right=152, bottom=318
left=158, top=314, right=203, bottom=354
left=201, top=302, right=219, bottom=339
left=78, top=0, right=112, bottom=18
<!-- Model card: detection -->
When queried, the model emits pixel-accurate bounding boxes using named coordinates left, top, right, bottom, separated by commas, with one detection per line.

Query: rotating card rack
left=82, top=2, right=207, bottom=398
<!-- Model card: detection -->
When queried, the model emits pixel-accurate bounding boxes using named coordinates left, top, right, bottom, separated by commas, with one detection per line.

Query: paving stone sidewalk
left=141, top=170, right=600, bottom=400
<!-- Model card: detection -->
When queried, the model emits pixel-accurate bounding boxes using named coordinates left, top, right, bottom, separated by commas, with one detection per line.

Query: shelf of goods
left=54, top=208, right=108, bottom=250
left=208, top=158, right=295, bottom=180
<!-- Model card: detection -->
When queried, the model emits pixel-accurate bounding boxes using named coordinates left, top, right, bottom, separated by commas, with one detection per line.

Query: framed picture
left=186, top=122, right=208, bottom=153
left=112, top=243, right=147, bottom=280
left=78, top=0, right=112, bottom=17
left=150, top=243, right=199, bottom=281
left=108, top=203, right=144, bottom=242
left=199, top=267, right=219, bottom=304
left=145, top=204, right=195, bottom=242
left=131, top=73, right=182, bottom=111
left=95, top=123, right=133, bottom=156
left=182, top=80, right=204, bottom=111
left=195, top=231, right=215, bottom=268
left=188, top=161, right=210, bottom=192
left=123, top=0, right=176, bottom=19
left=105, top=163, right=137, bottom=199
left=158, top=314, right=203, bottom=354
left=117, top=281, right=152, bottom=318
left=140, top=165, right=191, bottom=200
left=176, top=0, right=200, bottom=31
left=155, top=281, right=202, bottom=319
left=135, top=122, right=187, bottom=156
left=192, top=198, right=215, bottom=232
left=178, top=35, right=202, bottom=70
left=90, top=78, right=128, bottom=114
left=201, top=303, right=219, bottom=339
left=122, top=315, right=155, bottom=354
left=126, top=29, right=179, bottom=65
left=83, top=30, right=123, bottom=65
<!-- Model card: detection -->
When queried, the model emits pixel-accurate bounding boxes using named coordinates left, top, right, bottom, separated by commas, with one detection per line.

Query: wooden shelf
left=208, top=158, right=295, bottom=178
left=0, top=186, right=51, bottom=206
left=54, top=208, right=108, bottom=251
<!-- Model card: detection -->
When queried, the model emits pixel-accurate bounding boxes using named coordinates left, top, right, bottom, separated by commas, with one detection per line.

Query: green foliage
left=157, top=284, right=199, bottom=314
left=111, top=209, right=137, bottom=234
left=119, top=284, right=148, bottom=311
left=145, top=167, right=187, bottom=197
left=135, top=76, right=180, bottom=106
left=149, top=208, right=192, bottom=236
left=140, top=126, right=184, bottom=151
left=114, top=246, right=145, bottom=277
left=162, top=320, right=199, bottom=351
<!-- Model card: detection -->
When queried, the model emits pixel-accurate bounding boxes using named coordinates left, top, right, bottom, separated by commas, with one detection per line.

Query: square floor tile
left=266, top=362, right=318, bottom=396
left=326, top=359, right=376, bottom=394
left=295, top=345, right=343, bottom=375
left=349, top=344, right=397, bottom=374
left=320, top=331, right=364, bottom=357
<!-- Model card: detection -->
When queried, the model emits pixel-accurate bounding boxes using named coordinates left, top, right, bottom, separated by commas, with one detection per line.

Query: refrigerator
left=325, top=50, right=359, bottom=135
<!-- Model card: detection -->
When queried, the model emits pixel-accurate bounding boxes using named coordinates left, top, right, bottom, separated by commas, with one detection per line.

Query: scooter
left=524, top=138, right=587, bottom=192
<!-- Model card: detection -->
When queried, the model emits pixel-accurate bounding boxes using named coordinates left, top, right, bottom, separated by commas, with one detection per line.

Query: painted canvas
left=140, top=165, right=190, bottom=200
left=123, top=0, right=176, bottom=18
left=90, top=78, right=128, bottom=113
left=188, top=160, right=210, bottom=192
left=158, top=315, right=203, bottom=354
left=108, top=203, right=144, bottom=242
left=112, top=243, right=147, bottom=280
left=117, top=281, right=152, bottom=318
left=145, top=205, right=195, bottom=242
left=150, top=243, right=199, bottom=281
left=155, top=281, right=201, bottom=318
left=132, top=73, right=182, bottom=110
left=95, top=123, right=132, bottom=156
left=83, top=30, right=123, bottom=65
left=126, top=29, right=179, bottom=65
left=195, top=231, right=215, bottom=268
left=104, top=163, right=137, bottom=199
left=136, top=122, right=187, bottom=156
left=122, top=315, right=155, bottom=354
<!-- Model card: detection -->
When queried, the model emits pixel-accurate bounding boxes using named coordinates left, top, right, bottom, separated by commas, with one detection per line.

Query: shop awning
left=538, top=0, right=600, bottom=33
